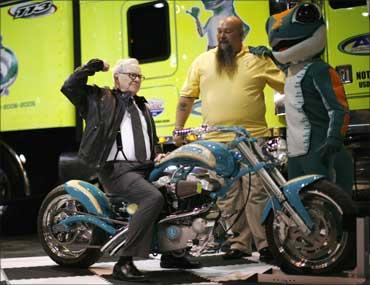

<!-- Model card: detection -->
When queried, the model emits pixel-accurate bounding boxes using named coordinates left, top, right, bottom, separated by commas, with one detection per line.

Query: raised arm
left=60, top=59, right=109, bottom=117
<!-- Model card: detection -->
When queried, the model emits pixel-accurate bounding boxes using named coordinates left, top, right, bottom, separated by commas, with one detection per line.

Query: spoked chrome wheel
left=42, top=193, right=95, bottom=258
left=38, top=185, right=105, bottom=267
left=266, top=180, right=356, bottom=275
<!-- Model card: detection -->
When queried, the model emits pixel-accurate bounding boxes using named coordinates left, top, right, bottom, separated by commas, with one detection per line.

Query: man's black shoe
left=222, top=249, right=252, bottom=260
left=220, top=241, right=231, bottom=253
left=112, top=261, right=146, bottom=281
left=258, top=247, right=274, bottom=263
left=160, top=254, right=202, bottom=269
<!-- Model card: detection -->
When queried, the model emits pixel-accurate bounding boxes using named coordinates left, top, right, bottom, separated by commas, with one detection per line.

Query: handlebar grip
left=173, top=125, right=209, bottom=136
left=173, top=128, right=193, bottom=136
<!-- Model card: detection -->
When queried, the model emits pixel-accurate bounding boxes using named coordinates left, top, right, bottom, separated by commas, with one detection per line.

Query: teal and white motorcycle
left=38, top=126, right=356, bottom=275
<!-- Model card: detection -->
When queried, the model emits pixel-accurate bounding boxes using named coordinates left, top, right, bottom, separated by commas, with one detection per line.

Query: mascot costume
left=266, top=2, right=353, bottom=194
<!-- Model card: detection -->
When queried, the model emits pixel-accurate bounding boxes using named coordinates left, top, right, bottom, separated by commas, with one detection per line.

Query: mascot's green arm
left=310, top=62, right=349, bottom=140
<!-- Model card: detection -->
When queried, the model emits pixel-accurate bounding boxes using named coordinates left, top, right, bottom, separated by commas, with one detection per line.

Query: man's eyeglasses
left=121, top=72, right=146, bottom=81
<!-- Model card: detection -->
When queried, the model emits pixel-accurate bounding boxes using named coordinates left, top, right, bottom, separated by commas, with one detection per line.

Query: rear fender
left=64, top=180, right=111, bottom=217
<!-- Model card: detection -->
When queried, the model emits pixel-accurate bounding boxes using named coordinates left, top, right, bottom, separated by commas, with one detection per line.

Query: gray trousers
left=99, top=161, right=164, bottom=258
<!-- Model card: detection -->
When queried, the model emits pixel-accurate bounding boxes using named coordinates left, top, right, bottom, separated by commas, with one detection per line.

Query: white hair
left=112, top=58, right=140, bottom=77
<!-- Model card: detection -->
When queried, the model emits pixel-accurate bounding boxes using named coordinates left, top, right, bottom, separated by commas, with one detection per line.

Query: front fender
left=261, top=196, right=281, bottom=224
left=64, top=180, right=111, bottom=217
left=261, top=175, right=324, bottom=228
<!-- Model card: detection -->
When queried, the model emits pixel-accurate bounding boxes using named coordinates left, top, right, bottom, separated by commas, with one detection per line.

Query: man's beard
left=216, top=43, right=237, bottom=77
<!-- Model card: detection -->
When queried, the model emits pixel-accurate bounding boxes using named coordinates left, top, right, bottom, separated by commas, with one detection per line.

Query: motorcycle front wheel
left=37, top=185, right=107, bottom=268
left=266, top=179, right=356, bottom=275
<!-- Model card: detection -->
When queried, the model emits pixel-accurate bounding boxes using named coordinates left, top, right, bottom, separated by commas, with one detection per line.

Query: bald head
left=220, top=16, right=244, bottom=38
left=217, top=16, right=244, bottom=54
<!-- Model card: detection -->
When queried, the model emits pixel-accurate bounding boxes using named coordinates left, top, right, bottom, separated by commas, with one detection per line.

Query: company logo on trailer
left=338, top=33, right=370, bottom=55
left=148, top=99, right=164, bottom=116
left=9, top=0, right=57, bottom=19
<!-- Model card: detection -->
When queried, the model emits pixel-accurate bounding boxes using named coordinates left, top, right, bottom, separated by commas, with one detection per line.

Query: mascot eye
left=293, top=3, right=321, bottom=23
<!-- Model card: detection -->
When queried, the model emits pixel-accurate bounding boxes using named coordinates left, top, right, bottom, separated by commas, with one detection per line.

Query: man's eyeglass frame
left=121, top=72, right=146, bottom=81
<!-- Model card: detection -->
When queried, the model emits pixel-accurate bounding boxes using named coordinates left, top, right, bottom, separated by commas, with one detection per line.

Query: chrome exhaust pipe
left=158, top=204, right=212, bottom=224
left=109, top=239, right=127, bottom=256
left=100, top=227, right=128, bottom=253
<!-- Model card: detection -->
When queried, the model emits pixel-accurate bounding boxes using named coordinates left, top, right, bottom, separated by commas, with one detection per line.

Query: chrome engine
left=152, top=167, right=224, bottom=254
left=153, top=167, right=224, bottom=209
left=157, top=208, right=220, bottom=253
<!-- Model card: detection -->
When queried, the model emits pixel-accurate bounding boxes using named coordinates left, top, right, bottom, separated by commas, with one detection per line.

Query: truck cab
left=0, top=0, right=368, bottom=232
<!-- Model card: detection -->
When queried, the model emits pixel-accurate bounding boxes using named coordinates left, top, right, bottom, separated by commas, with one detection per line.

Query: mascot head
left=266, top=2, right=326, bottom=64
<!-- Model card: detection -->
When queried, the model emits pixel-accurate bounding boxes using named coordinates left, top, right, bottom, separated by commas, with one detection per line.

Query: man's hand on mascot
left=249, top=46, right=288, bottom=72
left=317, top=136, right=343, bottom=165
left=249, top=45, right=272, bottom=57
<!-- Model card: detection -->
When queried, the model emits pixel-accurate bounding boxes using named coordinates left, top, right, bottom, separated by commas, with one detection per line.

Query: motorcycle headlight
left=262, top=137, right=288, bottom=167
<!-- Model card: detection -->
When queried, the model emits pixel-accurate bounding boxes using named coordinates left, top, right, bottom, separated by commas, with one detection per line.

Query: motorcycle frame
left=56, top=127, right=323, bottom=248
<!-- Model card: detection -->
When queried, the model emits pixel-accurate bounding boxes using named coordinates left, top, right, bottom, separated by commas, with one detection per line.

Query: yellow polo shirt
left=181, top=46, right=285, bottom=141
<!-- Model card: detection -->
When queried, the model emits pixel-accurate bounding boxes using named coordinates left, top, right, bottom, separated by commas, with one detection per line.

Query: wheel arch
left=0, top=140, right=30, bottom=202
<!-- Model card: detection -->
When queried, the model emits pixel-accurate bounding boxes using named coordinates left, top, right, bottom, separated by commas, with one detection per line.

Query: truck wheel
left=0, top=142, right=32, bottom=234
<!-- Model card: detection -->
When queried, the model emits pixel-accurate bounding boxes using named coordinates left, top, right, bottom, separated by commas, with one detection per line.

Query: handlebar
left=173, top=125, right=250, bottom=138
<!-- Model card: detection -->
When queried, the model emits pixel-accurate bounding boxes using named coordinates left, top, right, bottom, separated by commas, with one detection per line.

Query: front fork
left=237, top=141, right=319, bottom=235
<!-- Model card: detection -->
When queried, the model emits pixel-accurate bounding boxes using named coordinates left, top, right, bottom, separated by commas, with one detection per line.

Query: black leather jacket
left=61, top=59, right=158, bottom=169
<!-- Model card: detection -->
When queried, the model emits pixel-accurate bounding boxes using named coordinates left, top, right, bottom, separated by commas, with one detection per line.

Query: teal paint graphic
left=0, top=36, right=18, bottom=96
left=338, top=33, right=370, bottom=56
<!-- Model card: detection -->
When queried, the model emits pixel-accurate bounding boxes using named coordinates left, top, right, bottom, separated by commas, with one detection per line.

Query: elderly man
left=61, top=58, right=199, bottom=281
left=174, top=16, right=285, bottom=262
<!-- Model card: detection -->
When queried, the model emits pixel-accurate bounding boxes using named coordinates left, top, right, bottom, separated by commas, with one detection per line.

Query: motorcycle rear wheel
left=37, top=185, right=107, bottom=268
left=266, top=179, right=356, bottom=275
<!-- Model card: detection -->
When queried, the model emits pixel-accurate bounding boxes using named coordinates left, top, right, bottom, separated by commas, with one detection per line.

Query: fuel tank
left=154, top=140, right=237, bottom=177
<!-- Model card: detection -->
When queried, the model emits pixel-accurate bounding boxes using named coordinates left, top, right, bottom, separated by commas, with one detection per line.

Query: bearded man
left=174, top=16, right=285, bottom=262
